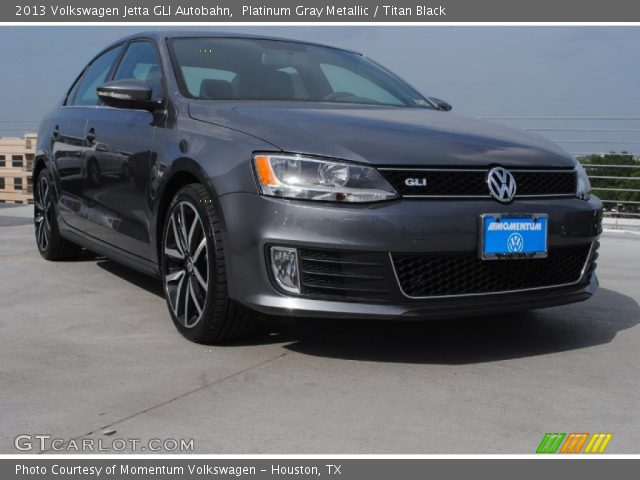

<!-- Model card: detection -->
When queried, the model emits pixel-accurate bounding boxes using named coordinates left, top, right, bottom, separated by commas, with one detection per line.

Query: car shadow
left=71, top=249, right=106, bottom=262
left=251, top=287, right=639, bottom=365
left=96, top=258, right=165, bottom=297
left=86, top=258, right=639, bottom=365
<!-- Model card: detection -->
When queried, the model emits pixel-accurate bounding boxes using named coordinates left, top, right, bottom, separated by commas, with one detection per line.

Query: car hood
left=188, top=102, right=576, bottom=168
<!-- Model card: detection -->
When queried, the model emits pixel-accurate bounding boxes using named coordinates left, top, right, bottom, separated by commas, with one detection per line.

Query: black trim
left=60, top=224, right=159, bottom=278
left=65, top=43, right=126, bottom=107
left=110, top=38, right=169, bottom=108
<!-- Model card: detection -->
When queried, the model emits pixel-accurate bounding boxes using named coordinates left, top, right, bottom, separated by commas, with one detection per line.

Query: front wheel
left=161, top=184, right=257, bottom=343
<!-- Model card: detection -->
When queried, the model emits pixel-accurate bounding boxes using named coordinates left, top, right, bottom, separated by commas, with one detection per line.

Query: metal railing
left=583, top=164, right=640, bottom=211
left=480, top=116, right=640, bottom=226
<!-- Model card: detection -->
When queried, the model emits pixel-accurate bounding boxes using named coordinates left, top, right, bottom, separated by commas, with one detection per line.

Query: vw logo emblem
left=487, top=167, right=517, bottom=203
left=507, top=233, right=524, bottom=253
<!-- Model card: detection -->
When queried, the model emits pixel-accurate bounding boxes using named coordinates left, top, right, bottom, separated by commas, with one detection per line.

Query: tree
left=579, top=152, right=640, bottom=213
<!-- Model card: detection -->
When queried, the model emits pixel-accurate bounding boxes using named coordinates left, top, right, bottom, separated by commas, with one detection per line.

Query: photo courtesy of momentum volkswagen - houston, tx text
left=32, top=31, right=602, bottom=343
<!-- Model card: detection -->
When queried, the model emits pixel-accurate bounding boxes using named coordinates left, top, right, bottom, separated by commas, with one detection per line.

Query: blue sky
left=0, top=26, right=639, bottom=154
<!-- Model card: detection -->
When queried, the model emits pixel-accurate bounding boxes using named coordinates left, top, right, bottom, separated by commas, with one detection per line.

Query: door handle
left=86, top=128, right=96, bottom=143
left=51, top=126, right=59, bottom=140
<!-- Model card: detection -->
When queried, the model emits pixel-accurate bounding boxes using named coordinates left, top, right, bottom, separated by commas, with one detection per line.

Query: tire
left=161, top=183, right=257, bottom=343
left=34, top=168, right=81, bottom=260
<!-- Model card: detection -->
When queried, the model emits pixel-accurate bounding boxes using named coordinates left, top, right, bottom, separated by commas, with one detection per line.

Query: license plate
left=480, top=214, right=548, bottom=260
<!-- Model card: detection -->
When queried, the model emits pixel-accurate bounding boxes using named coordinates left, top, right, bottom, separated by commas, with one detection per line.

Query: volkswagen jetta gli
left=34, top=32, right=603, bottom=343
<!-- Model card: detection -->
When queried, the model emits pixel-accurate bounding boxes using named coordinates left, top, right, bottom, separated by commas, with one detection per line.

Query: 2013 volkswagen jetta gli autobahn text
left=34, top=31, right=603, bottom=343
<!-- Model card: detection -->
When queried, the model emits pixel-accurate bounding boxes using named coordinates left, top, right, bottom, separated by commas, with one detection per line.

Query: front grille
left=392, top=243, right=594, bottom=298
left=380, top=168, right=577, bottom=198
left=513, top=171, right=577, bottom=196
left=298, top=249, right=393, bottom=301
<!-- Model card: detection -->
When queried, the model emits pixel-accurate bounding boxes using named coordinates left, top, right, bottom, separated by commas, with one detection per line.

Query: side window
left=320, top=63, right=403, bottom=106
left=65, top=71, right=84, bottom=105
left=114, top=41, right=164, bottom=100
left=72, top=46, right=123, bottom=106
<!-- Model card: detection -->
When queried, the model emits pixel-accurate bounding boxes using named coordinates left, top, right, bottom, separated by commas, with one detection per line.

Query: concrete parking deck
left=0, top=205, right=638, bottom=454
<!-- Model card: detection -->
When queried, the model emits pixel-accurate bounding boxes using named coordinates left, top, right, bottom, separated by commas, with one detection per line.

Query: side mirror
left=428, top=97, right=452, bottom=112
left=97, top=79, right=161, bottom=112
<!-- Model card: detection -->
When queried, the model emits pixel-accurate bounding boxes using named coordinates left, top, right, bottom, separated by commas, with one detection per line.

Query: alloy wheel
left=163, top=201, right=209, bottom=328
left=34, top=175, right=52, bottom=252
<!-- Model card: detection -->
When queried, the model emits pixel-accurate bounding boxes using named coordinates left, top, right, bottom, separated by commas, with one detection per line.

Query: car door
left=52, top=45, right=123, bottom=231
left=82, top=40, right=165, bottom=260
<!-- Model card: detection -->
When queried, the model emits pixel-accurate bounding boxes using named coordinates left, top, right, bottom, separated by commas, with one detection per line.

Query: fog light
left=270, top=246, right=300, bottom=294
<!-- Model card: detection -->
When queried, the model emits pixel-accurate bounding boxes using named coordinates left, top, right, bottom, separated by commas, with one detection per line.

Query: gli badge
left=405, top=177, right=428, bottom=187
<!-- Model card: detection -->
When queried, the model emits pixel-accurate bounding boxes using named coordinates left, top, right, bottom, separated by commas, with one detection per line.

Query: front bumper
left=218, top=193, right=602, bottom=319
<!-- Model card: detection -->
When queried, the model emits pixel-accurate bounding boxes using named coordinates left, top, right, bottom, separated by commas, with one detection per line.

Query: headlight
left=253, top=154, right=398, bottom=203
left=576, top=163, right=592, bottom=200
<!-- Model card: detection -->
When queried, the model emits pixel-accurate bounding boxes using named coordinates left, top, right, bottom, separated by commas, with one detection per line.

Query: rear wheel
left=34, top=168, right=81, bottom=260
left=161, top=184, right=256, bottom=343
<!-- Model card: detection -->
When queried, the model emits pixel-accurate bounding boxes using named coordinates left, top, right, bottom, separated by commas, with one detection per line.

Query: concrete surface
left=0, top=205, right=638, bottom=454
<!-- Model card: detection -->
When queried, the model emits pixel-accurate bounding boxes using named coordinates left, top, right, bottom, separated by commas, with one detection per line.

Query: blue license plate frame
left=480, top=213, right=548, bottom=260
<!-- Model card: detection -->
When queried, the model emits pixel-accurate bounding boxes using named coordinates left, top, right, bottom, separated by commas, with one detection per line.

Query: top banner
left=5, top=0, right=640, bottom=23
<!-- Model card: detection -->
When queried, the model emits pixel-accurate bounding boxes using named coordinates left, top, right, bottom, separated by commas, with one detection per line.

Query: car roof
left=106, top=30, right=362, bottom=56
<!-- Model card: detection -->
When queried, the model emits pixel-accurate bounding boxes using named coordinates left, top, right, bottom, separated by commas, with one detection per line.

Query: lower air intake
left=392, top=243, right=594, bottom=298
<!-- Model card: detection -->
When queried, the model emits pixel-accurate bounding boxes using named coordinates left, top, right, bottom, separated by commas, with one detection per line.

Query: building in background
left=0, top=133, right=36, bottom=204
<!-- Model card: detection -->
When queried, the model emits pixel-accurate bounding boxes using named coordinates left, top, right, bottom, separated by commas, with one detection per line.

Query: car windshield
left=169, top=37, right=434, bottom=108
